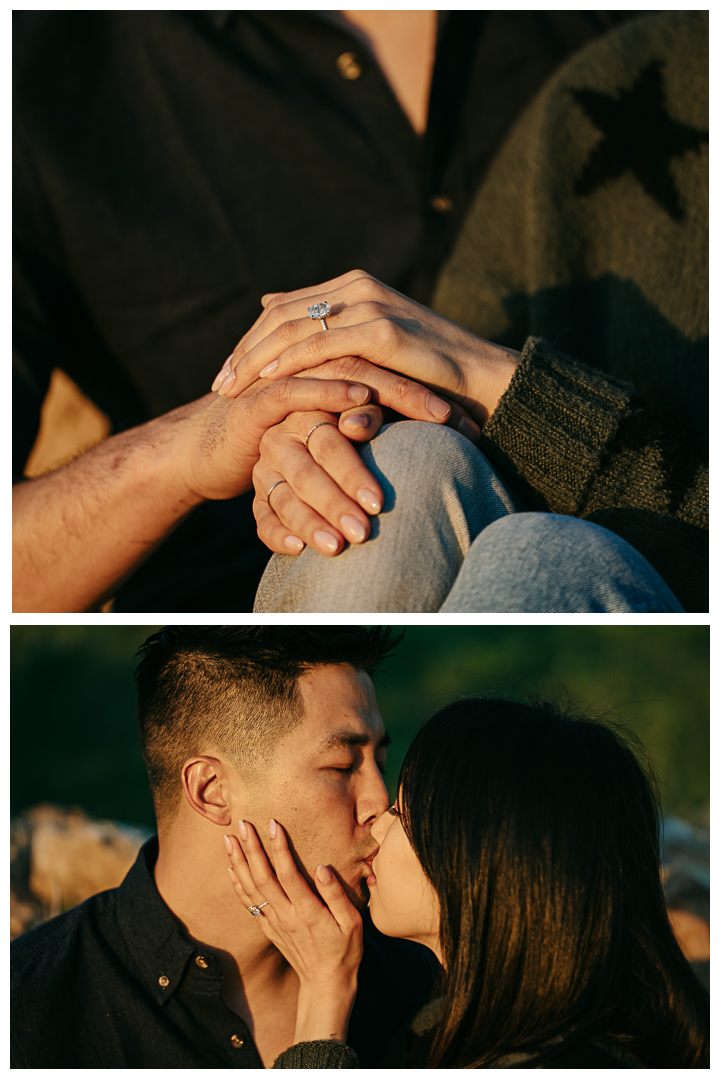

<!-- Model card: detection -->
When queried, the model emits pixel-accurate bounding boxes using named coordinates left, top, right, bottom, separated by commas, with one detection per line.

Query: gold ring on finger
left=248, top=902, right=270, bottom=918
left=304, top=421, right=338, bottom=448
left=266, top=479, right=288, bottom=512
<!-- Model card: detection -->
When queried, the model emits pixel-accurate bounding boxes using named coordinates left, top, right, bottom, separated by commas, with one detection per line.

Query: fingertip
left=348, top=384, right=371, bottom=405
left=217, top=370, right=237, bottom=396
left=228, top=866, right=238, bottom=884
left=426, top=393, right=452, bottom=422
left=338, top=412, right=381, bottom=442
left=458, top=415, right=482, bottom=443
left=211, top=356, right=233, bottom=392
left=316, top=864, right=334, bottom=885
left=269, top=818, right=277, bottom=839
left=284, top=535, right=305, bottom=552
left=358, top=488, right=382, bottom=515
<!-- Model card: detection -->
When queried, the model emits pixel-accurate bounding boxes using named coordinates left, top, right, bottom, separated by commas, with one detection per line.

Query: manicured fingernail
left=228, top=866, right=238, bottom=884
left=314, top=530, right=339, bottom=553
left=218, top=370, right=236, bottom=395
left=427, top=393, right=451, bottom=420
left=342, top=413, right=371, bottom=428
left=459, top=415, right=481, bottom=442
left=223, top=835, right=233, bottom=854
left=259, top=360, right=279, bottom=378
left=341, top=515, right=367, bottom=542
left=285, top=535, right=305, bottom=552
left=358, top=488, right=381, bottom=513
left=238, top=819, right=248, bottom=840
left=211, top=357, right=233, bottom=392
left=316, top=864, right=333, bottom=884
left=348, top=384, right=371, bottom=404
left=269, top=818, right=278, bottom=839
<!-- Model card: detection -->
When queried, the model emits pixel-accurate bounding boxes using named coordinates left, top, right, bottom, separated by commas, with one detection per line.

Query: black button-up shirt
left=13, top=11, right=640, bottom=612
left=10, top=837, right=439, bottom=1068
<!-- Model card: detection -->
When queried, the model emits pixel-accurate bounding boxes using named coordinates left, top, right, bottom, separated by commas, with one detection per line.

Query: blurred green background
left=11, top=625, right=709, bottom=831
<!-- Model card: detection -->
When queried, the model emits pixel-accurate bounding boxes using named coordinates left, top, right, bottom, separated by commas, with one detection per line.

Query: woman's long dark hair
left=398, top=698, right=709, bottom=1068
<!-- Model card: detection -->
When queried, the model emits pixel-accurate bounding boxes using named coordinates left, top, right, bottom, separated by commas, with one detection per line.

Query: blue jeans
left=253, top=422, right=684, bottom=613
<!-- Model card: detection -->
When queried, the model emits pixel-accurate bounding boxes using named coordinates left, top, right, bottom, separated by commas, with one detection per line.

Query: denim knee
left=440, top=512, right=684, bottom=613
left=361, top=421, right=515, bottom=522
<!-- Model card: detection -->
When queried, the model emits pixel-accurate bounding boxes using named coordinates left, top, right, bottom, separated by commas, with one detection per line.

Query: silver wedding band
left=266, top=479, right=288, bottom=512
left=248, top=902, right=269, bottom=918
left=304, top=421, right=338, bottom=448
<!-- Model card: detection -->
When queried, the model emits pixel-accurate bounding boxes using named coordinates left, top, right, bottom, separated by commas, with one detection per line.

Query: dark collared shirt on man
left=13, top=11, right=641, bottom=611
left=10, top=837, right=438, bottom=1068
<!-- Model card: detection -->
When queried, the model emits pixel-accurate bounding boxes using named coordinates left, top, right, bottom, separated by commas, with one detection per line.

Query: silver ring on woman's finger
left=304, top=421, right=338, bottom=448
left=266, top=479, right=288, bottom=512
left=308, top=300, right=331, bottom=331
left=248, top=902, right=270, bottom=918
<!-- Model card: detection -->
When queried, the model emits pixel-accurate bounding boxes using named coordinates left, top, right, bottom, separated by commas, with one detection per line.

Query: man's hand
left=177, top=377, right=375, bottom=502
left=213, top=269, right=520, bottom=428
left=13, top=376, right=377, bottom=613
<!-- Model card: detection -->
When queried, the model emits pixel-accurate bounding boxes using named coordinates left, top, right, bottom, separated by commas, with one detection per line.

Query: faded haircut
left=135, top=625, right=402, bottom=826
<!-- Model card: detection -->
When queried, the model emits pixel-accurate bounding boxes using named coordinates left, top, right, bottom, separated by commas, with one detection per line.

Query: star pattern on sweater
left=571, top=61, right=707, bottom=222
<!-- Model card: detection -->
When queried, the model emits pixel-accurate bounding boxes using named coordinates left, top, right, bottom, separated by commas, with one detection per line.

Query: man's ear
left=181, top=756, right=233, bottom=826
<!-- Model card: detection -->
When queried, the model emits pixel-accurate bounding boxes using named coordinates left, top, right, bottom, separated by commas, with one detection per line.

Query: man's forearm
left=13, top=403, right=208, bottom=613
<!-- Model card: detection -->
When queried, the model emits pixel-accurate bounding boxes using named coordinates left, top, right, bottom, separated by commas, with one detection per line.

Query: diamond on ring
left=248, top=902, right=269, bottom=918
left=308, top=301, right=331, bottom=329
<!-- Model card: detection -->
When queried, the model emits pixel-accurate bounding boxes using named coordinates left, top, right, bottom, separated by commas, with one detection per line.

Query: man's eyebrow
left=318, top=729, right=391, bottom=752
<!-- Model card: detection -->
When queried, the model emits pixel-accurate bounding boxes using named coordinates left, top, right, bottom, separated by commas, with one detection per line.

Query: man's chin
left=333, top=869, right=370, bottom=912
left=352, top=876, right=371, bottom=911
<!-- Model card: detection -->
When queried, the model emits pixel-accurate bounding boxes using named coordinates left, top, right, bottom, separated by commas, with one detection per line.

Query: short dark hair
left=135, top=625, right=402, bottom=826
left=398, top=697, right=709, bottom=1069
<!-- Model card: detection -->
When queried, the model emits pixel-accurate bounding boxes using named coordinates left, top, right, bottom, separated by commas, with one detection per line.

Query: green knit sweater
left=433, top=11, right=708, bottom=612
left=272, top=1000, right=641, bottom=1069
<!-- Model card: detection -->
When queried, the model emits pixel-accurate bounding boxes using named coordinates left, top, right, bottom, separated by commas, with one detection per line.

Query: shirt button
left=336, top=52, right=362, bottom=80
left=158, top=975, right=170, bottom=988
left=429, top=194, right=454, bottom=214
left=230, top=1035, right=245, bottom=1048
left=195, top=956, right=209, bottom=969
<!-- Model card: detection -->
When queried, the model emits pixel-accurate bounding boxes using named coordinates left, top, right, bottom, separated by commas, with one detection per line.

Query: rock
left=10, top=804, right=151, bottom=939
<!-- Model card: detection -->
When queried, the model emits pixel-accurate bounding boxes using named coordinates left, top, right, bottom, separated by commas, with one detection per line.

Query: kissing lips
left=363, top=850, right=378, bottom=888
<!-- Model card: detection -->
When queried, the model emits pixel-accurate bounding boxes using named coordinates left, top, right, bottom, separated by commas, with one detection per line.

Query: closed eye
left=329, top=761, right=387, bottom=775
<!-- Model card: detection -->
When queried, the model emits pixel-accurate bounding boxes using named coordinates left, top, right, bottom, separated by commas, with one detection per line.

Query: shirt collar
left=115, top=837, right=220, bottom=1006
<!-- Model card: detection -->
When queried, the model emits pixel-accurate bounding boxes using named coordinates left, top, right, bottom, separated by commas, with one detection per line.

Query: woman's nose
left=370, top=808, right=394, bottom=844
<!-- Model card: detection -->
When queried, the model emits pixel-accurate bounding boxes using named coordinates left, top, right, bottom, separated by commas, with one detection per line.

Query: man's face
left=232, top=663, right=390, bottom=910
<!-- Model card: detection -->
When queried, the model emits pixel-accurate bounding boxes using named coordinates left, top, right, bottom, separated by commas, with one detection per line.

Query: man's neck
left=340, top=10, right=437, bottom=134
left=154, top=816, right=301, bottom=1065
left=154, top=817, right=293, bottom=991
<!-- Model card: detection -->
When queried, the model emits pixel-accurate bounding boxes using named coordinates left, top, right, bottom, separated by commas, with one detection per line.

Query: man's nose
left=356, top=760, right=390, bottom=826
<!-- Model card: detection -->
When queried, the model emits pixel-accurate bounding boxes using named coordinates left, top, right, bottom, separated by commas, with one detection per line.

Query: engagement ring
left=308, top=300, right=331, bottom=330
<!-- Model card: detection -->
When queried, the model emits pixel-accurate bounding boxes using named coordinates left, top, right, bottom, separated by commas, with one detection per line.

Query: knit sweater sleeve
left=272, top=1039, right=360, bottom=1068
left=480, top=336, right=708, bottom=611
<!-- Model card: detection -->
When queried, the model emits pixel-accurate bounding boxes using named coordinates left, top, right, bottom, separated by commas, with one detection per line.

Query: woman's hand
left=225, top=819, right=363, bottom=1045
left=250, top=355, right=478, bottom=556
left=212, top=269, right=520, bottom=428
left=253, top=408, right=381, bottom=556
